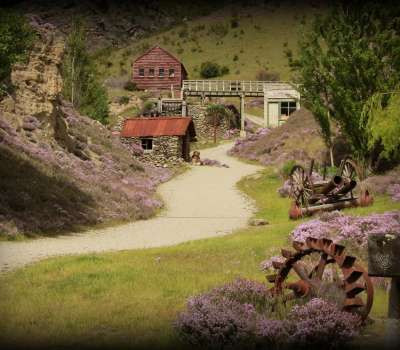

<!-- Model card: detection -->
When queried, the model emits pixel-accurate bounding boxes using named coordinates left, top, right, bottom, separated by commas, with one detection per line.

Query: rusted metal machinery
left=266, top=237, right=374, bottom=321
left=288, top=157, right=371, bottom=219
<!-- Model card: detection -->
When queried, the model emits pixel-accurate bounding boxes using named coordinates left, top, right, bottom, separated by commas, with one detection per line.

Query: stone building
left=120, top=117, right=196, bottom=166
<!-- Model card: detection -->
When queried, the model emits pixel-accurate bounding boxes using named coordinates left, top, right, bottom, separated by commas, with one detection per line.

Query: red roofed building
left=132, top=46, right=187, bottom=91
left=121, top=117, right=196, bottom=164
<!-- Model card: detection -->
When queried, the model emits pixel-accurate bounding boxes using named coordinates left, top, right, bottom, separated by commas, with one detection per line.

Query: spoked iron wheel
left=340, top=157, right=359, bottom=182
left=266, top=237, right=374, bottom=321
left=289, top=165, right=313, bottom=207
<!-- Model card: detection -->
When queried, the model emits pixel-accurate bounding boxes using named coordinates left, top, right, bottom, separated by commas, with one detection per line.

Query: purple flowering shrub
left=287, top=298, right=361, bottom=348
left=176, top=279, right=360, bottom=349
left=388, top=184, right=400, bottom=202
left=228, top=109, right=326, bottom=167
left=363, top=166, right=400, bottom=202
left=0, top=102, right=173, bottom=237
left=175, top=279, right=272, bottom=349
left=290, top=210, right=400, bottom=248
left=222, top=128, right=240, bottom=140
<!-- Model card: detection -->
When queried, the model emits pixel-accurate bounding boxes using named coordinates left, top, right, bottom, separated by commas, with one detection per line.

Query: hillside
left=95, top=1, right=328, bottom=84
left=0, top=17, right=171, bottom=239
left=229, top=108, right=327, bottom=167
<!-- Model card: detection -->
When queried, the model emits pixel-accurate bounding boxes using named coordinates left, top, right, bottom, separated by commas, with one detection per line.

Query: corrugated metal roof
left=121, top=117, right=196, bottom=137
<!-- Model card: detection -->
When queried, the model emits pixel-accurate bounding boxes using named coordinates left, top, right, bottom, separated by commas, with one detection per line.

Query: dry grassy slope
left=96, top=1, right=328, bottom=83
left=6, top=0, right=225, bottom=50
left=230, top=108, right=327, bottom=168
left=0, top=20, right=171, bottom=239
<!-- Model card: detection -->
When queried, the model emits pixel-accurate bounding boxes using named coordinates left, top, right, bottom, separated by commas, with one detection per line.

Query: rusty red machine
left=266, top=237, right=374, bottom=321
left=288, top=157, right=373, bottom=219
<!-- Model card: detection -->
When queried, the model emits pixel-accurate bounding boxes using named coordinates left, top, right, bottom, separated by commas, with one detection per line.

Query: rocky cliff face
left=0, top=19, right=171, bottom=238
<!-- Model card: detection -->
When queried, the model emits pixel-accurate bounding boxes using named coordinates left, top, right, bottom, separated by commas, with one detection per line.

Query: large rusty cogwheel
left=266, top=237, right=374, bottom=321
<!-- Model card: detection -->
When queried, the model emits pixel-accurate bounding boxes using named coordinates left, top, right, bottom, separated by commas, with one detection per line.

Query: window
left=159, top=68, right=164, bottom=77
left=280, top=101, right=297, bottom=116
left=149, top=68, right=155, bottom=77
left=139, top=67, right=144, bottom=77
left=169, top=68, right=175, bottom=77
left=141, top=138, right=153, bottom=151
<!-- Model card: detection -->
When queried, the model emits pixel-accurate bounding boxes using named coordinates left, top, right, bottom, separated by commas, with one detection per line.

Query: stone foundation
left=121, top=135, right=185, bottom=167
left=188, top=104, right=230, bottom=139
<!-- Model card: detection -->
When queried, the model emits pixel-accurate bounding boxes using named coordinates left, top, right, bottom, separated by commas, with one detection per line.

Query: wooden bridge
left=180, top=80, right=300, bottom=135
left=181, top=80, right=298, bottom=97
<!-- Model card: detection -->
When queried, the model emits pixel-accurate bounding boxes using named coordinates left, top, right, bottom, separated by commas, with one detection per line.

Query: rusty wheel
left=340, top=157, right=359, bottom=182
left=266, top=237, right=374, bottom=321
left=289, top=165, right=313, bottom=208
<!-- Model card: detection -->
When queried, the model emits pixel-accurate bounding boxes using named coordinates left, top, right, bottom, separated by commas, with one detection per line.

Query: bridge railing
left=182, top=80, right=297, bottom=93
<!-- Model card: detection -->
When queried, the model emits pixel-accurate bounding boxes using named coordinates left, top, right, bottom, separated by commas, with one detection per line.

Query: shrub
left=200, top=61, right=220, bottom=78
left=175, top=279, right=273, bottom=349
left=256, top=69, right=280, bottom=81
left=219, top=65, right=229, bottom=75
left=176, top=280, right=360, bottom=349
left=287, top=298, right=361, bottom=348
left=290, top=210, right=400, bottom=247
left=231, top=17, right=239, bottom=28
left=209, top=23, right=228, bottom=38
left=118, top=96, right=129, bottom=105
left=233, top=54, right=239, bottom=61
left=123, top=81, right=137, bottom=91
left=177, top=47, right=184, bottom=54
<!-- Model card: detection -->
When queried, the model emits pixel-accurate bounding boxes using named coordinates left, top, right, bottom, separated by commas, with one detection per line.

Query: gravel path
left=0, top=142, right=262, bottom=273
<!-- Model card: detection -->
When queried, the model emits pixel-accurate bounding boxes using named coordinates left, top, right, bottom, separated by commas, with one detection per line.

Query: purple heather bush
left=290, top=210, right=400, bottom=248
left=287, top=298, right=361, bottom=348
left=229, top=109, right=326, bottom=167
left=176, top=279, right=360, bottom=349
left=0, top=101, right=173, bottom=237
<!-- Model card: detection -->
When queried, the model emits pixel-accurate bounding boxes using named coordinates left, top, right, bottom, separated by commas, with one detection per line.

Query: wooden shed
left=120, top=117, right=196, bottom=163
left=131, top=46, right=188, bottom=91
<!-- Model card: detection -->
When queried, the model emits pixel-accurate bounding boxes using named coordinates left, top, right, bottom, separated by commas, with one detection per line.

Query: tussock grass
left=0, top=169, right=398, bottom=348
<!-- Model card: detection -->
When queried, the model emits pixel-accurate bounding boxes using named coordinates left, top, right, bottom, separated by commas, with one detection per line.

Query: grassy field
left=0, top=168, right=399, bottom=349
left=94, top=2, right=327, bottom=86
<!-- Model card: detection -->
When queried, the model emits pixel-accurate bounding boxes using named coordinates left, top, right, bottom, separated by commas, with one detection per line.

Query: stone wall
left=121, top=135, right=184, bottom=167
left=188, top=104, right=230, bottom=139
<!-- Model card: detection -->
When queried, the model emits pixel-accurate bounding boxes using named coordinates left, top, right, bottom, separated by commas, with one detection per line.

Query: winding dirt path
left=0, top=142, right=262, bottom=273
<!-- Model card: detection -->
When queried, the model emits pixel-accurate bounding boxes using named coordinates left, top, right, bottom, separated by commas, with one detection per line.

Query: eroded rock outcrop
left=0, top=18, right=171, bottom=238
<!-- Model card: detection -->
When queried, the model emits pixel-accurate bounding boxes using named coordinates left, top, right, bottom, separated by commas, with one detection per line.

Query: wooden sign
left=368, top=234, right=400, bottom=277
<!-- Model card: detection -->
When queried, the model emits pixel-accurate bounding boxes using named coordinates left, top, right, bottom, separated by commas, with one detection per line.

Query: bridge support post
left=157, top=97, right=162, bottom=115
left=240, top=94, right=246, bottom=137
left=182, top=99, right=187, bottom=117
left=264, top=95, right=269, bottom=128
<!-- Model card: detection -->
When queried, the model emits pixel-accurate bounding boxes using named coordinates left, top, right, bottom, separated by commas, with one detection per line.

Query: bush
left=176, top=280, right=360, bottom=349
left=209, top=23, right=228, bottom=38
left=233, top=54, right=239, bottom=61
left=200, top=61, right=220, bottom=78
left=118, top=96, right=129, bottom=105
left=287, top=298, right=361, bottom=348
left=220, top=65, right=229, bottom=75
left=124, top=81, right=137, bottom=91
left=231, top=18, right=239, bottom=28
left=0, top=10, right=35, bottom=94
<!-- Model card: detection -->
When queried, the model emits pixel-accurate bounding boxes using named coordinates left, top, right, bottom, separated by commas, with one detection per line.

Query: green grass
left=0, top=168, right=399, bottom=349
left=95, top=3, right=327, bottom=83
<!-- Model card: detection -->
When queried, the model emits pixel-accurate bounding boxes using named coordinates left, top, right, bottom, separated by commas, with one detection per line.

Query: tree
left=206, top=104, right=234, bottom=144
left=286, top=1, right=400, bottom=166
left=61, top=18, right=109, bottom=124
left=362, top=92, right=400, bottom=165
left=0, top=10, right=35, bottom=96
